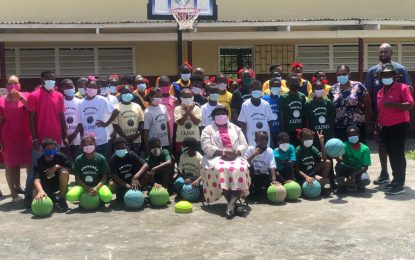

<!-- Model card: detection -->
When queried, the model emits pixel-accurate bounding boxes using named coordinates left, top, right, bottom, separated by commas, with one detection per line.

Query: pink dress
left=0, top=93, right=32, bottom=167
left=201, top=124, right=250, bottom=204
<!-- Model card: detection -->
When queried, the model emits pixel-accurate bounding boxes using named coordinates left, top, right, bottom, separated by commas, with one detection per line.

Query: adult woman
left=377, top=63, right=413, bottom=195
left=330, top=65, right=368, bottom=143
left=200, top=107, right=250, bottom=219
left=0, top=75, right=31, bottom=202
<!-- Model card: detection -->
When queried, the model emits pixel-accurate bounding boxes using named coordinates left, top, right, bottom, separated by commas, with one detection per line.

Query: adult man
left=364, top=43, right=412, bottom=185
left=25, top=70, right=67, bottom=206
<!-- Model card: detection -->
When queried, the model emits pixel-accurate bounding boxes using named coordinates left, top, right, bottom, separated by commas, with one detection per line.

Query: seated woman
left=200, top=107, right=250, bottom=219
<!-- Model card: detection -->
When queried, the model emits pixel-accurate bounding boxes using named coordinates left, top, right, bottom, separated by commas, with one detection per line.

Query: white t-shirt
left=244, top=146, right=276, bottom=175
left=238, top=99, right=274, bottom=146
left=64, top=98, right=82, bottom=146
left=80, top=95, right=115, bottom=145
left=178, top=151, right=203, bottom=178
left=200, top=102, right=218, bottom=127
left=174, top=105, right=201, bottom=142
left=143, top=105, right=170, bottom=147
left=104, top=94, right=119, bottom=139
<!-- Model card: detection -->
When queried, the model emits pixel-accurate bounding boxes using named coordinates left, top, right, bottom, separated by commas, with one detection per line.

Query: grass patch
left=405, top=150, right=415, bottom=160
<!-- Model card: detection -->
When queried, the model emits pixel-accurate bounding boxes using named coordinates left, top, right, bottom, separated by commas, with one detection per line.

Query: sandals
left=12, top=196, right=23, bottom=202
left=15, top=186, right=25, bottom=194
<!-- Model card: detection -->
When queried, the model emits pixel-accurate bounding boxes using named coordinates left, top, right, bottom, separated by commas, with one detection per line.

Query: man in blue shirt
left=364, top=43, right=412, bottom=185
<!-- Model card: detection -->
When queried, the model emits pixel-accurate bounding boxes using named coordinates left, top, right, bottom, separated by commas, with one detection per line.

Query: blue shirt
left=364, top=62, right=412, bottom=112
left=273, top=145, right=296, bottom=170
left=262, top=94, right=280, bottom=134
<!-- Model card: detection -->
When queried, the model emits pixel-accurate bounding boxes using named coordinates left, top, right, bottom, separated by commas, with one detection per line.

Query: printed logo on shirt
left=185, top=122, right=192, bottom=129
left=293, top=110, right=300, bottom=118
left=127, top=119, right=135, bottom=127
left=318, top=116, right=326, bottom=124
left=87, top=116, right=94, bottom=124
left=67, top=117, right=74, bottom=124
left=256, top=122, right=263, bottom=129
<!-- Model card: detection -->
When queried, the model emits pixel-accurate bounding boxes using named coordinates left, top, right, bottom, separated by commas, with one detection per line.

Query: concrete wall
left=2, top=0, right=415, bottom=22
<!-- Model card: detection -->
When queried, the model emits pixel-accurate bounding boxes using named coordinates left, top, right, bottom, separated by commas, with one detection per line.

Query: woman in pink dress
left=201, top=106, right=250, bottom=219
left=0, top=75, right=32, bottom=202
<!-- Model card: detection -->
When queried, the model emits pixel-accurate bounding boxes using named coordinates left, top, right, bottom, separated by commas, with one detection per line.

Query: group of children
left=30, top=62, right=373, bottom=212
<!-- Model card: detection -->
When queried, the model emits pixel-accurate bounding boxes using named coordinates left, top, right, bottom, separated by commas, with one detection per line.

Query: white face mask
left=181, top=97, right=194, bottom=106
left=100, top=87, right=110, bottom=96
left=314, top=89, right=324, bottom=97
left=217, top=83, right=227, bottom=91
left=44, top=80, right=55, bottom=91
left=271, top=87, right=281, bottom=96
left=181, top=73, right=191, bottom=81
left=279, top=143, right=290, bottom=152
left=191, top=87, right=201, bottom=95
left=303, top=140, right=314, bottom=148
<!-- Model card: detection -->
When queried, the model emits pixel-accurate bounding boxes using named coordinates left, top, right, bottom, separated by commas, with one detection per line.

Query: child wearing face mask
left=145, top=137, right=173, bottom=190
left=158, top=76, right=177, bottom=142
left=230, top=68, right=254, bottom=123
left=33, top=138, right=72, bottom=211
left=175, top=137, right=203, bottom=193
left=200, top=84, right=221, bottom=129
left=295, top=128, right=332, bottom=195
left=215, top=74, right=233, bottom=117
left=273, top=132, right=296, bottom=183
left=170, top=63, right=193, bottom=100
left=244, top=131, right=278, bottom=195
left=191, top=74, right=207, bottom=107
left=70, top=136, right=112, bottom=204
left=80, top=78, right=119, bottom=158
left=174, top=88, right=202, bottom=155
left=61, top=79, right=83, bottom=162
left=113, top=85, right=144, bottom=156
left=75, top=77, right=88, bottom=99
left=304, top=79, right=334, bottom=147
left=262, top=77, right=283, bottom=146
left=280, top=74, right=307, bottom=147
left=143, top=88, right=171, bottom=155
left=238, top=80, right=274, bottom=147
left=291, top=62, right=312, bottom=96
left=334, top=125, right=371, bottom=194
left=109, top=137, right=150, bottom=202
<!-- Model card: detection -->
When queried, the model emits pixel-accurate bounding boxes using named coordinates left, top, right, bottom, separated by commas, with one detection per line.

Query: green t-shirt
left=343, top=142, right=371, bottom=170
left=295, top=145, right=322, bottom=175
left=146, top=149, right=171, bottom=169
left=74, top=153, right=110, bottom=187
left=304, top=98, right=333, bottom=140
left=280, top=92, right=306, bottom=132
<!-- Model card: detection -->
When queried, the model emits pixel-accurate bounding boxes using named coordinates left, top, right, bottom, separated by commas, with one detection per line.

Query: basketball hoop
left=172, top=7, right=200, bottom=30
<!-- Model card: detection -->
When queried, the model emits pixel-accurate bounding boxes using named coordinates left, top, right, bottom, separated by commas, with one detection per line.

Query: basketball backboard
left=147, top=0, right=217, bottom=20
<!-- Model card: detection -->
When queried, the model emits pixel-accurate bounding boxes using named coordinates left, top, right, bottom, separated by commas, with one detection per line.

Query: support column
left=187, top=40, right=193, bottom=65
left=177, top=25, right=183, bottom=67
left=0, top=42, right=6, bottom=87
left=358, top=38, right=364, bottom=82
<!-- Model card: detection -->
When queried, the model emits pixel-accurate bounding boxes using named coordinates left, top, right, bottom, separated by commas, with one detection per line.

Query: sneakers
left=386, top=184, right=405, bottom=195
left=57, top=197, right=69, bottom=211
left=14, top=186, right=25, bottom=194
left=373, top=172, right=390, bottom=185
left=385, top=181, right=396, bottom=190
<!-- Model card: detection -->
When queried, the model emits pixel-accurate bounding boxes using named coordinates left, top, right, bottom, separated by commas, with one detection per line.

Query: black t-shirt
left=34, top=153, right=72, bottom=185
left=194, top=95, right=207, bottom=107
left=230, top=88, right=251, bottom=114
left=110, top=151, right=146, bottom=183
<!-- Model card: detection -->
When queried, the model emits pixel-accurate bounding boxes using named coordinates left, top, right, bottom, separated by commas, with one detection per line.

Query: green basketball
left=283, top=181, right=302, bottom=201
left=149, top=187, right=169, bottom=207
left=66, top=186, right=84, bottom=202
left=31, top=197, right=53, bottom=217
left=80, top=193, right=101, bottom=210
left=98, top=185, right=113, bottom=203
left=267, top=184, right=286, bottom=203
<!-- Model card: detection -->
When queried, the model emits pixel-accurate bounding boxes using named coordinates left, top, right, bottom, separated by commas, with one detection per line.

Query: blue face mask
left=252, top=90, right=262, bottom=99
left=137, top=83, right=147, bottom=92
left=44, top=149, right=57, bottom=157
left=44, top=80, right=55, bottom=91
left=121, top=93, right=134, bottom=103
left=64, top=89, right=75, bottom=97
left=337, top=75, right=349, bottom=85
left=115, top=149, right=128, bottom=158
left=109, top=85, right=118, bottom=94
left=348, top=135, right=359, bottom=144
left=209, top=93, right=219, bottom=101
left=382, top=78, right=394, bottom=86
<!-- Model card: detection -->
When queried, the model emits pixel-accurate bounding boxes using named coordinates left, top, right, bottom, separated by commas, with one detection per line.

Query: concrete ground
left=0, top=140, right=415, bottom=260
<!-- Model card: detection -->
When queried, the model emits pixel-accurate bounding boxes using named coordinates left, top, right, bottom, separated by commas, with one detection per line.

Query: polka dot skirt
left=201, top=157, right=250, bottom=204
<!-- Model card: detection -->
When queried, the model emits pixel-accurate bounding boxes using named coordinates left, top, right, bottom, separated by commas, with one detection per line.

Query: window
left=296, top=45, right=330, bottom=72
left=333, top=45, right=358, bottom=71
left=219, top=47, right=253, bottom=76
left=400, top=44, right=415, bottom=70
left=4, top=46, right=134, bottom=77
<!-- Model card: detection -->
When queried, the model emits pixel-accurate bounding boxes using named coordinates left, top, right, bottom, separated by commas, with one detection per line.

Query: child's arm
left=33, top=179, right=47, bottom=200
left=176, top=106, right=190, bottom=125
left=188, top=105, right=201, bottom=125
left=191, top=176, right=202, bottom=187
left=113, top=124, right=128, bottom=139
left=75, top=175, right=91, bottom=193
left=132, top=163, right=150, bottom=189
left=316, top=131, right=327, bottom=161
left=246, top=147, right=261, bottom=163
left=68, top=123, right=83, bottom=144
left=91, top=174, right=107, bottom=195
left=111, top=174, right=129, bottom=189
left=270, top=168, right=279, bottom=184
